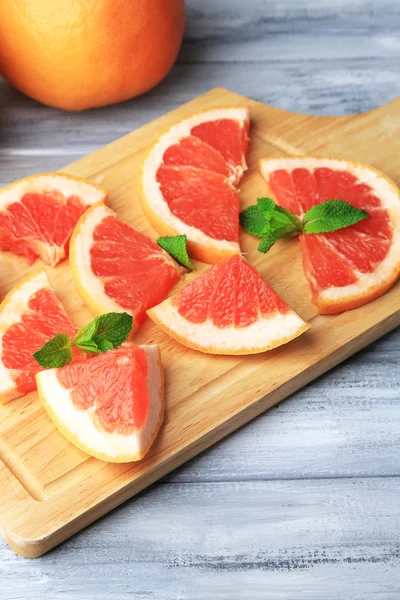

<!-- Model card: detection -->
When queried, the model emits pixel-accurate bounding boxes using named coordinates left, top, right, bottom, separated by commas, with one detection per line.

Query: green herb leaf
left=91, top=312, right=133, bottom=347
left=242, top=195, right=370, bottom=256
left=274, top=205, right=303, bottom=230
left=71, top=319, right=98, bottom=345
left=73, top=312, right=133, bottom=353
left=240, top=205, right=270, bottom=236
left=157, top=234, right=194, bottom=270
left=258, top=230, right=282, bottom=253
left=73, top=341, right=103, bottom=354
left=98, top=339, right=114, bottom=352
left=303, top=200, right=369, bottom=234
left=257, top=197, right=302, bottom=231
left=256, top=197, right=276, bottom=215
left=33, top=333, right=73, bottom=368
left=240, top=197, right=301, bottom=239
left=33, top=312, right=133, bottom=370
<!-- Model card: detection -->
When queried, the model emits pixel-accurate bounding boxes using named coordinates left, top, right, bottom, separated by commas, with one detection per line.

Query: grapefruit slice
left=140, top=107, right=250, bottom=264
left=259, top=157, right=400, bottom=314
left=70, top=203, right=183, bottom=331
left=0, top=269, right=80, bottom=403
left=36, top=344, right=164, bottom=463
left=0, top=173, right=107, bottom=267
left=147, top=254, right=309, bottom=355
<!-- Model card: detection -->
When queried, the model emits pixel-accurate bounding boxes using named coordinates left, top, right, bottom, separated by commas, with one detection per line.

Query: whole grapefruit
left=0, top=0, right=185, bottom=110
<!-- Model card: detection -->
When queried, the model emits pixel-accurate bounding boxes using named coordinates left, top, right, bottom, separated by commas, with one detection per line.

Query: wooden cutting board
left=1, top=88, right=399, bottom=558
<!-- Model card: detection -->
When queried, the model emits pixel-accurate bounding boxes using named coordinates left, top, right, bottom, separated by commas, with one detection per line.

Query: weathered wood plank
left=183, top=0, right=400, bottom=61
left=1, top=0, right=400, bottom=158
left=167, top=330, right=400, bottom=483
left=1, top=58, right=399, bottom=158
left=186, top=0, right=400, bottom=32
left=0, top=155, right=81, bottom=187
left=0, top=477, right=399, bottom=599
left=3, top=85, right=400, bottom=558
left=0, top=1, right=399, bottom=596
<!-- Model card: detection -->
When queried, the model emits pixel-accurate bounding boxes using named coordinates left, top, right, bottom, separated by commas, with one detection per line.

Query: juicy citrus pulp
left=0, top=270, right=81, bottom=403
left=147, top=254, right=309, bottom=355
left=140, top=107, right=250, bottom=264
left=36, top=344, right=164, bottom=463
left=70, top=203, right=183, bottom=331
left=260, top=157, right=400, bottom=313
left=0, top=173, right=106, bottom=266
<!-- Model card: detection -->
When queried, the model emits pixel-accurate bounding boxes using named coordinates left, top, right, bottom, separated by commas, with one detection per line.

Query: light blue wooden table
left=1, top=1, right=400, bottom=598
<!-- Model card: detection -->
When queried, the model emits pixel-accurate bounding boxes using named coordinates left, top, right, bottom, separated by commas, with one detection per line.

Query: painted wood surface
left=4, top=85, right=400, bottom=558
left=0, top=0, right=399, bottom=597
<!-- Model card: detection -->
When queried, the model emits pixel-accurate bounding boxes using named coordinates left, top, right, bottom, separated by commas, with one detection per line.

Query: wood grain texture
left=0, top=479, right=400, bottom=599
left=0, top=0, right=399, bottom=596
left=1, top=87, right=400, bottom=561
left=1, top=0, right=400, bottom=161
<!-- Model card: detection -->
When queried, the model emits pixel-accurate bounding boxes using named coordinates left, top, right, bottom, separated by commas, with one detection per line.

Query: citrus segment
left=260, top=157, right=400, bottom=313
left=36, top=344, right=164, bottom=463
left=190, top=117, right=249, bottom=170
left=148, top=254, right=309, bottom=355
left=163, top=136, right=233, bottom=178
left=0, top=270, right=80, bottom=403
left=299, top=234, right=358, bottom=293
left=70, top=203, right=183, bottom=331
left=156, top=165, right=240, bottom=243
left=140, top=107, right=250, bottom=264
left=0, top=173, right=107, bottom=266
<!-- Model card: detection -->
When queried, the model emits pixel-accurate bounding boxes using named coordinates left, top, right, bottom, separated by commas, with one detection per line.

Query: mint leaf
left=258, top=230, right=281, bottom=253
left=157, top=235, right=194, bottom=270
left=240, top=205, right=270, bottom=236
left=242, top=196, right=370, bottom=255
left=98, top=339, right=114, bottom=352
left=73, top=340, right=103, bottom=354
left=72, top=319, right=98, bottom=345
left=33, top=312, right=133, bottom=370
left=303, top=200, right=369, bottom=234
left=91, top=312, right=132, bottom=347
left=257, top=198, right=302, bottom=230
left=240, top=198, right=301, bottom=239
left=274, top=205, right=302, bottom=230
left=257, top=197, right=276, bottom=215
left=33, top=333, right=73, bottom=368
left=73, top=312, right=133, bottom=353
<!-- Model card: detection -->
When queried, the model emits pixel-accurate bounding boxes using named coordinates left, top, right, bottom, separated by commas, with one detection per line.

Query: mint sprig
left=240, top=198, right=369, bottom=254
left=33, top=334, right=73, bottom=369
left=73, top=312, right=133, bottom=352
left=303, top=200, right=369, bottom=234
left=240, top=198, right=302, bottom=241
left=157, top=234, right=194, bottom=270
left=33, top=312, right=133, bottom=369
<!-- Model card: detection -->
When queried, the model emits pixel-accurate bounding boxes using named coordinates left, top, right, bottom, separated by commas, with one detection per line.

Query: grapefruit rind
left=69, top=203, right=123, bottom=316
left=69, top=202, right=182, bottom=323
left=0, top=173, right=106, bottom=211
left=36, top=344, right=164, bottom=463
left=0, top=172, right=107, bottom=266
left=148, top=299, right=309, bottom=355
left=0, top=269, right=50, bottom=403
left=260, top=157, right=400, bottom=313
left=140, top=107, right=250, bottom=264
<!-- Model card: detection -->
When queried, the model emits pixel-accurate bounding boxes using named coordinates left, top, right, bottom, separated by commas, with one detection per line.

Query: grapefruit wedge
left=0, top=173, right=107, bottom=266
left=147, top=254, right=309, bottom=355
left=70, top=203, right=183, bottom=331
left=36, top=344, right=164, bottom=463
left=0, top=269, right=80, bottom=403
left=259, top=157, right=400, bottom=314
left=140, top=107, right=250, bottom=264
